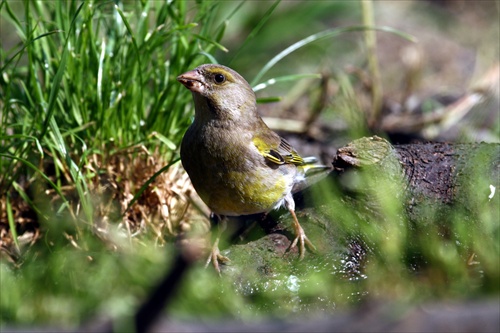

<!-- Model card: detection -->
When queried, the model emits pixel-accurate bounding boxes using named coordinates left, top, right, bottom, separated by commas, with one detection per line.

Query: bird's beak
left=177, top=70, right=205, bottom=94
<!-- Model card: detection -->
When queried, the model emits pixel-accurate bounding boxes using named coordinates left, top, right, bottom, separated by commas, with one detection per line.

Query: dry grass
left=0, top=147, right=210, bottom=263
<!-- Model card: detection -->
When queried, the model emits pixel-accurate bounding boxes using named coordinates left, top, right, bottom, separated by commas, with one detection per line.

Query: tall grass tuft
left=1, top=0, right=229, bottom=227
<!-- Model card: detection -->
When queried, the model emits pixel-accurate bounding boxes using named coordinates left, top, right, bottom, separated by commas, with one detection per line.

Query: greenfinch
left=177, top=64, right=330, bottom=271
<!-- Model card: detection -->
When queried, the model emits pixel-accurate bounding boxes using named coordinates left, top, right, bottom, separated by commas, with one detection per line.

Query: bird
left=177, top=64, right=331, bottom=272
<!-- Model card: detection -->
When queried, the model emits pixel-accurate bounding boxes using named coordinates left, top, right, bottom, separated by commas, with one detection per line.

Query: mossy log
left=331, top=136, right=500, bottom=220
left=221, top=136, right=499, bottom=271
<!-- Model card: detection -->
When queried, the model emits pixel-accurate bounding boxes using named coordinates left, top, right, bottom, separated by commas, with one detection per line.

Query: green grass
left=1, top=0, right=227, bottom=220
left=1, top=0, right=498, bottom=330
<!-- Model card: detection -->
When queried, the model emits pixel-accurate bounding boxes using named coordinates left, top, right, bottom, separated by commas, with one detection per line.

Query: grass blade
left=252, top=73, right=322, bottom=92
left=6, top=193, right=20, bottom=252
left=251, top=25, right=416, bottom=86
left=0, top=153, right=69, bottom=206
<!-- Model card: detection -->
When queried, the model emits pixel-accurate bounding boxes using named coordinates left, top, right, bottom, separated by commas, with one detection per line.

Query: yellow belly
left=200, top=169, right=291, bottom=215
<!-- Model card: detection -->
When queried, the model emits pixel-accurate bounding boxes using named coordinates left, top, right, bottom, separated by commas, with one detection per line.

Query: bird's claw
left=204, top=239, right=230, bottom=275
left=288, top=211, right=317, bottom=260
left=289, top=230, right=317, bottom=260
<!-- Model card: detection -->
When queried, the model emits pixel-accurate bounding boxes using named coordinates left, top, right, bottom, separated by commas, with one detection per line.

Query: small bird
left=177, top=64, right=330, bottom=272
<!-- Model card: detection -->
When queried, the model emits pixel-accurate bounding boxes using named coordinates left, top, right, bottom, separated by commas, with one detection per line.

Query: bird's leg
left=288, top=208, right=317, bottom=259
left=285, top=194, right=316, bottom=259
left=205, top=215, right=230, bottom=274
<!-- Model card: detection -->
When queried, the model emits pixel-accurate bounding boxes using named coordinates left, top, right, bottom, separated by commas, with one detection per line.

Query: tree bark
left=331, top=136, right=499, bottom=220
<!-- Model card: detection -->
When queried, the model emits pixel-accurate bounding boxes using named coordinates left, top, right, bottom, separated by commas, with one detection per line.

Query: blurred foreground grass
left=0, top=0, right=498, bottom=330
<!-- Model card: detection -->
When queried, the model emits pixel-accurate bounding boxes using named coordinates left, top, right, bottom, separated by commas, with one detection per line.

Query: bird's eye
left=214, top=73, right=226, bottom=84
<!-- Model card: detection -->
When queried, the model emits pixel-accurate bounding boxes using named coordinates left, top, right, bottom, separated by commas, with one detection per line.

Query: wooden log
left=331, top=136, right=500, bottom=221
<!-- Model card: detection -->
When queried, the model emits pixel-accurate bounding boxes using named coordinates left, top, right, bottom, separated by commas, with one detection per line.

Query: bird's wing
left=252, top=131, right=304, bottom=166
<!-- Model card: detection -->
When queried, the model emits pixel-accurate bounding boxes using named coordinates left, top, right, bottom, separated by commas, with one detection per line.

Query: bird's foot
left=204, top=238, right=230, bottom=275
left=287, top=210, right=317, bottom=260
left=289, top=225, right=317, bottom=260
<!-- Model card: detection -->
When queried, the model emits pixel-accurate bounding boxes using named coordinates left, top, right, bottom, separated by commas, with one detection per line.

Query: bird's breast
left=181, top=124, right=296, bottom=215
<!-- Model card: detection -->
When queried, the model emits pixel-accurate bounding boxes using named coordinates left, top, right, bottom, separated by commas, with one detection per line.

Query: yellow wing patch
left=253, top=135, right=304, bottom=166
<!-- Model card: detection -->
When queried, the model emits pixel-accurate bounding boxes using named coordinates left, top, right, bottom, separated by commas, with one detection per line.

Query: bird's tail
left=292, top=157, right=332, bottom=193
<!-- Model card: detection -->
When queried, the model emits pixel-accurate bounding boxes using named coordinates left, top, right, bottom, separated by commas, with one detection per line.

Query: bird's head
left=177, top=64, right=257, bottom=122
